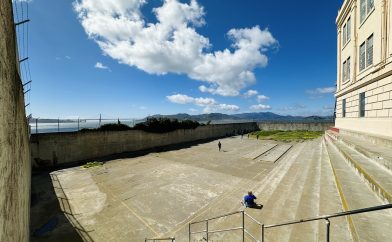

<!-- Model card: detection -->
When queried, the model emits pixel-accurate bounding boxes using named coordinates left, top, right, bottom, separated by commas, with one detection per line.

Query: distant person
left=241, top=133, right=243, bottom=139
left=218, top=141, right=222, bottom=151
left=256, top=134, right=259, bottom=140
left=243, top=191, right=263, bottom=209
left=247, top=134, right=250, bottom=139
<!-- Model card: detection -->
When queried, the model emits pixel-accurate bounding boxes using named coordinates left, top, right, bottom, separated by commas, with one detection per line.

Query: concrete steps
left=327, top=130, right=392, bottom=172
left=324, top=135, right=392, bottom=242
left=326, top=132, right=392, bottom=203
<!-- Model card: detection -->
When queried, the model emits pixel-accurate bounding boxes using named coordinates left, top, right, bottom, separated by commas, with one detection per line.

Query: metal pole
left=188, top=223, right=191, bottom=242
left=206, top=220, right=209, bottom=242
left=58, top=118, right=60, bottom=132
left=242, top=211, right=245, bottom=242
left=35, top=118, right=38, bottom=134
left=78, top=118, right=80, bottom=131
left=325, top=218, right=330, bottom=242
left=261, top=224, right=265, bottom=242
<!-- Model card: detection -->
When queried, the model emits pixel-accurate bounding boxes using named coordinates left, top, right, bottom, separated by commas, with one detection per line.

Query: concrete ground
left=30, top=135, right=391, bottom=241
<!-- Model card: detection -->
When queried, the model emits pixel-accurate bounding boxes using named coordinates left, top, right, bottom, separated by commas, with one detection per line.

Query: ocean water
left=29, top=120, right=137, bottom=134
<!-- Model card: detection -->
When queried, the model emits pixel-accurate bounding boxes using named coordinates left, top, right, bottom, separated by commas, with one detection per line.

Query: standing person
left=243, top=191, right=263, bottom=209
left=257, top=134, right=259, bottom=140
left=218, top=141, right=222, bottom=151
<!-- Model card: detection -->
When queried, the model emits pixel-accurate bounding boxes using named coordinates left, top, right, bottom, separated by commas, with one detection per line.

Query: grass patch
left=82, top=161, right=103, bottom=168
left=251, top=130, right=323, bottom=142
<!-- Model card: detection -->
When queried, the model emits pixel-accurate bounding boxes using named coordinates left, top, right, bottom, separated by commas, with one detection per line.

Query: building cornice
left=336, top=0, right=355, bottom=26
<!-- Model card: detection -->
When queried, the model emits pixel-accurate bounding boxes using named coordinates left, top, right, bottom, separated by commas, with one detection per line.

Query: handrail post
left=325, top=218, right=330, bottom=242
left=261, top=224, right=265, bottom=242
left=206, top=220, right=209, bottom=242
left=242, top=211, right=245, bottom=242
left=188, top=223, right=191, bottom=242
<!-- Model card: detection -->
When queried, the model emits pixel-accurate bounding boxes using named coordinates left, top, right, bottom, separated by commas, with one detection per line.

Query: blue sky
left=23, top=0, right=343, bottom=119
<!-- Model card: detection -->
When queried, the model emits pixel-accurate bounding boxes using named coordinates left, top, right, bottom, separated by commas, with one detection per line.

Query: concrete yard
left=30, top=135, right=392, bottom=241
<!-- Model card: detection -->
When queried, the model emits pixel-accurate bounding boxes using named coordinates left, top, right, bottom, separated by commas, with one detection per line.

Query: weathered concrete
left=34, top=136, right=361, bottom=242
left=257, top=122, right=333, bottom=131
left=0, top=0, right=31, bottom=241
left=30, top=122, right=258, bottom=166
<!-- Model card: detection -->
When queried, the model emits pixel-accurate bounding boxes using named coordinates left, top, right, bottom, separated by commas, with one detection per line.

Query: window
left=359, top=34, right=374, bottom=71
left=342, top=57, right=351, bottom=82
left=343, top=61, right=347, bottom=81
left=342, top=17, right=351, bottom=46
left=347, top=57, right=351, bottom=80
left=360, top=42, right=366, bottom=71
left=359, top=92, right=366, bottom=117
left=342, top=99, right=346, bottom=118
left=366, top=34, right=373, bottom=66
left=361, top=0, right=375, bottom=23
left=347, top=18, right=351, bottom=42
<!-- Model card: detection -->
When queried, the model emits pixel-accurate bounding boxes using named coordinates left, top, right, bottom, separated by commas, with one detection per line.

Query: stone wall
left=257, top=122, right=334, bottom=131
left=31, top=123, right=258, bottom=166
left=0, top=0, right=31, bottom=241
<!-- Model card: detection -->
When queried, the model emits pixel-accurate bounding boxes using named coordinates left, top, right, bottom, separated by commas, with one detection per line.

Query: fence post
left=206, top=220, right=209, bottom=242
left=35, top=118, right=38, bottom=134
left=261, top=224, right=265, bottom=242
left=77, top=118, right=80, bottom=131
left=57, top=118, right=60, bottom=132
left=242, top=211, right=245, bottom=242
left=325, top=218, right=330, bottom=242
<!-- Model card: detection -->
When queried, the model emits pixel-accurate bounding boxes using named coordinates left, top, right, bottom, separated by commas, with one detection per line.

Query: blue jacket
left=244, top=194, right=256, bottom=205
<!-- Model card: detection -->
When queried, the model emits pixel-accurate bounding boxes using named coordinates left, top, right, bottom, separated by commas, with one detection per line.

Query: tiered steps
left=325, top=132, right=392, bottom=203
left=324, top=134, right=392, bottom=242
left=328, top=130, right=392, bottom=172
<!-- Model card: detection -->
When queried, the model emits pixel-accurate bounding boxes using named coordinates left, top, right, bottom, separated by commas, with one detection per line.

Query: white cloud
left=189, top=108, right=198, bottom=113
left=243, top=90, right=258, bottom=98
left=94, top=62, right=110, bottom=70
left=250, top=104, right=271, bottom=111
left=307, top=87, right=336, bottom=95
left=323, top=105, right=334, bottom=110
left=166, top=94, right=195, bottom=104
left=166, top=93, right=239, bottom=113
left=257, top=95, right=269, bottom=102
left=65, top=55, right=71, bottom=60
left=74, top=0, right=277, bottom=96
left=203, top=104, right=240, bottom=113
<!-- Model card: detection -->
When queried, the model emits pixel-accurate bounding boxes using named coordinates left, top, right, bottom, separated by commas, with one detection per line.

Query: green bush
left=133, top=117, right=201, bottom=133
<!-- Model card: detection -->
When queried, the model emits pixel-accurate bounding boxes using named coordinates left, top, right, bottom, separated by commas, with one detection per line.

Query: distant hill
left=147, top=112, right=333, bottom=123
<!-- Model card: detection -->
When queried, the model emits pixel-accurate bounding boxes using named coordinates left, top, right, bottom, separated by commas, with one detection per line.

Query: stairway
left=324, top=134, right=392, bottom=242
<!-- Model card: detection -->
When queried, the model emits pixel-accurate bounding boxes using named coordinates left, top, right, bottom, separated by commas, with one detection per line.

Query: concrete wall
left=31, top=123, right=258, bottom=166
left=257, top=122, right=334, bottom=131
left=0, top=0, right=31, bottom=241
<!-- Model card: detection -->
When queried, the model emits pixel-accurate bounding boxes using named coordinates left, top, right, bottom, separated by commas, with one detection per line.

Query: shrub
left=133, top=117, right=200, bottom=133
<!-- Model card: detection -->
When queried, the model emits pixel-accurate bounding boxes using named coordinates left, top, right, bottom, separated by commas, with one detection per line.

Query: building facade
left=336, top=0, right=392, bottom=138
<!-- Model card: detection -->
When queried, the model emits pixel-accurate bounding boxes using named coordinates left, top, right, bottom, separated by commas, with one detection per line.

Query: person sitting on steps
left=243, top=191, right=263, bottom=209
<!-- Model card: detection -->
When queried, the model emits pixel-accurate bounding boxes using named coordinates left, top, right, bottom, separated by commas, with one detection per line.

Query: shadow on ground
left=30, top=171, right=83, bottom=242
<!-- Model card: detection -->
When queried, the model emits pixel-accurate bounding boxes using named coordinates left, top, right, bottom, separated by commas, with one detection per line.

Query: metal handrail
left=189, top=211, right=243, bottom=225
left=264, top=203, right=392, bottom=228
left=145, top=237, right=175, bottom=242
left=188, top=204, right=392, bottom=242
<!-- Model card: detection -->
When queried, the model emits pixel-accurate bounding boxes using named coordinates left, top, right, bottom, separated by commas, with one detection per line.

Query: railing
left=145, top=237, right=175, bottom=242
left=189, top=204, right=392, bottom=242
left=189, top=210, right=263, bottom=242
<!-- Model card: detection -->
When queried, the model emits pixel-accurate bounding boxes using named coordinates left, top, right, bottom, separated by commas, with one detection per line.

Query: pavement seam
left=98, top=181, right=161, bottom=237
left=168, top=167, right=270, bottom=236
left=324, top=136, right=360, bottom=242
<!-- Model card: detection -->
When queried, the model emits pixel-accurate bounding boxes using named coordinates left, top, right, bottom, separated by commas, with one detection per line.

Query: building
left=335, top=0, right=392, bottom=138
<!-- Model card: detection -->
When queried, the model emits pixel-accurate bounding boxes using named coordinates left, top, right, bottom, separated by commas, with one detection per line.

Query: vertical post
left=188, top=223, right=191, bottom=242
left=99, top=113, right=101, bottom=127
left=261, top=224, right=265, bottom=242
left=57, top=118, right=60, bottom=132
left=77, top=118, right=80, bottom=131
left=325, top=218, right=330, bottom=242
left=242, top=211, right=245, bottom=242
left=206, top=220, right=209, bottom=242
left=35, top=118, right=38, bottom=134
